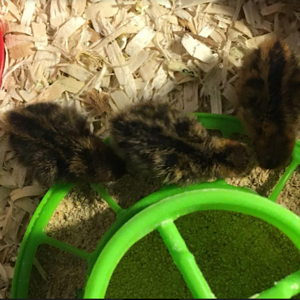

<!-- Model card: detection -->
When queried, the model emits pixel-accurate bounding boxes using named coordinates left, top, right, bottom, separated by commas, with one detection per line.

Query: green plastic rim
left=84, top=189, right=300, bottom=299
left=10, top=113, right=300, bottom=299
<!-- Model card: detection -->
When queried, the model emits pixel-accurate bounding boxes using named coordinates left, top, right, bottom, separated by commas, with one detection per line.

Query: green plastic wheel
left=11, top=113, right=300, bottom=299
left=84, top=188, right=300, bottom=299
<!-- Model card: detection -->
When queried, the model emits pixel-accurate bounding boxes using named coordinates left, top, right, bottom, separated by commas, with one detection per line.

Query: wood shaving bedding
left=0, top=0, right=299, bottom=297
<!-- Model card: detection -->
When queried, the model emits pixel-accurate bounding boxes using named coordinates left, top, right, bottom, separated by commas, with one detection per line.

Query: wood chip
left=204, top=3, right=235, bottom=17
left=260, top=3, right=286, bottom=16
left=36, top=81, right=65, bottom=102
left=5, top=0, right=21, bottom=21
left=125, top=26, right=156, bottom=57
left=4, top=34, right=33, bottom=50
left=128, top=50, right=149, bottom=73
left=59, top=77, right=85, bottom=94
left=111, top=90, right=132, bottom=110
left=53, top=17, right=86, bottom=49
left=19, top=90, right=38, bottom=102
left=72, top=0, right=86, bottom=17
left=10, top=186, right=46, bottom=202
left=9, top=42, right=35, bottom=60
left=50, top=0, right=68, bottom=29
left=106, top=42, right=137, bottom=100
left=32, top=22, right=47, bottom=48
left=32, top=50, right=60, bottom=81
left=14, top=198, right=38, bottom=214
left=85, top=0, right=119, bottom=19
left=234, top=20, right=253, bottom=38
left=181, top=34, right=217, bottom=63
left=60, top=64, right=92, bottom=82
left=21, top=0, right=36, bottom=27
left=146, top=0, right=168, bottom=24
left=245, top=32, right=276, bottom=49
left=8, top=23, right=32, bottom=35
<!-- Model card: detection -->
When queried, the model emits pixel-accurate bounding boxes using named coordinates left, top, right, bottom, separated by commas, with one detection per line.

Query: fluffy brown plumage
left=236, top=38, right=300, bottom=170
left=2, top=102, right=126, bottom=187
left=109, top=101, right=250, bottom=186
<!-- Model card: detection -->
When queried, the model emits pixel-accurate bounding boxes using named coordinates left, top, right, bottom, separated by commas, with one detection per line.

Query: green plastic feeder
left=11, top=113, right=300, bottom=299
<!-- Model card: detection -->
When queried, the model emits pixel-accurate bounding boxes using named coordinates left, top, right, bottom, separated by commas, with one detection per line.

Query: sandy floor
left=29, top=177, right=161, bottom=299
left=27, top=134, right=300, bottom=299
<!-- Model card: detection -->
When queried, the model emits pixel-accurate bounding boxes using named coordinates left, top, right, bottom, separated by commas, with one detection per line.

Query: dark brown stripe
left=175, top=119, right=191, bottom=136
left=244, top=78, right=264, bottom=90
left=268, top=40, right=286, bottom=114
left=249, top=48, right=261, bottom=71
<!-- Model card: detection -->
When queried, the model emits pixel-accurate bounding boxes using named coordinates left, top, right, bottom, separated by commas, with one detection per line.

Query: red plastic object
left=0, top=26, right=5, bottom=87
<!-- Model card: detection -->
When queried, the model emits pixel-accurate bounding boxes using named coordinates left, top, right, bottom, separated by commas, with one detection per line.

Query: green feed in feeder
left=11, top=113, right=300, bottom=299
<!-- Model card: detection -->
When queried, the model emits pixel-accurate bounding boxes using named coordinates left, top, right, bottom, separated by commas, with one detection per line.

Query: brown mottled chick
left=236, top=38, right=300, bottom=170
left=109, top=101, right=250, bottom=186
left=2, top=102, right=126, bottom=187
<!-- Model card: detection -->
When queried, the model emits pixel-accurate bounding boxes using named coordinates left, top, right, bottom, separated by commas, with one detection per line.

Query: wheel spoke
left=91, top=183, right=123, bottom=215
left=43, top=235, right=91, bottom=261
left=269, top=161, right=299, bottom=201
left=251, top=269, right=300, bottom=299
left=158, top=220, right=215, bottom=299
